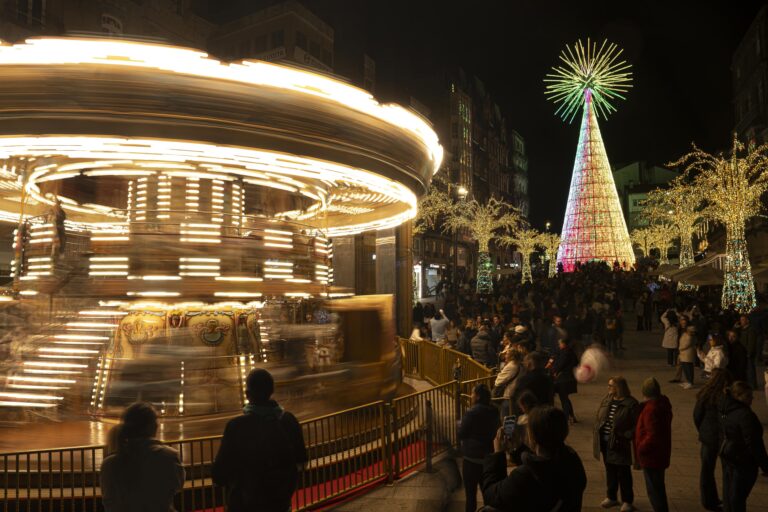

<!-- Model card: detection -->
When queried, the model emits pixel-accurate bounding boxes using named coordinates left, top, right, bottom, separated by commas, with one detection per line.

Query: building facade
left=612, top=161, right=678, bottom=232
left=733, top=5, right=768, bottom=145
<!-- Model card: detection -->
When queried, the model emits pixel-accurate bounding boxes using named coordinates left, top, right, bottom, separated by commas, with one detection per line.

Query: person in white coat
left=660, top=309, right=679, bottom=367
left=493, top=346, right=526, bottom=415
left=678, top=322, right=697, bottom=389
left=697, top=334, right=728, bottom=378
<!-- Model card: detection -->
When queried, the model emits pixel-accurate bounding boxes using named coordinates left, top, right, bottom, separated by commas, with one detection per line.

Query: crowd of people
left=437, top=263, right=768, bottom=512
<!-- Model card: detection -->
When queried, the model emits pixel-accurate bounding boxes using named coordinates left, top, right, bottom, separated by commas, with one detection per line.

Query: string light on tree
left=670, top=136, right=768, bottom=312
left=444, top=197, right=522, bottom=294
left=499, top=226, right=542, bottom=284
left=647, top=223, right=677, bottom=265
left=545, top=39, right=635, bottom=272
left=538, top=232, right=562, bottom=278
left=630, top=227, right=653, bottom=258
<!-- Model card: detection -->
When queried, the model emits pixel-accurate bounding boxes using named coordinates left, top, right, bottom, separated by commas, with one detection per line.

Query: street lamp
left=545, top=221, right=551, bottom=231
left=453, top=185, right=469, bottom=292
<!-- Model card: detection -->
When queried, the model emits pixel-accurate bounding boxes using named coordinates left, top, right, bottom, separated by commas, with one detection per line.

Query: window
left=271, top=30, right=284, bottom=48
left=295, top=31, right=307, bottom=50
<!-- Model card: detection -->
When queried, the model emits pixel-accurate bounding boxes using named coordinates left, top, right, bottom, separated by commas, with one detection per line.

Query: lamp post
left=453, top=185, right=469, bottom=293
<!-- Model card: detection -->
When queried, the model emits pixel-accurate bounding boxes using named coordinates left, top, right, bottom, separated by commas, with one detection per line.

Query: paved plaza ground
left=339, top=323, right=768, bottom=512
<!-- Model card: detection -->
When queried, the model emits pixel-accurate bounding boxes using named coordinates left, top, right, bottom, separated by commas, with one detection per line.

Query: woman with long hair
left=719, top=382, right=768, bottom=512
left=593, top=376, right=639, bottom=512
left=693, top=369, right=733, bottom=511
left=100, top=402, right=185, bottom=512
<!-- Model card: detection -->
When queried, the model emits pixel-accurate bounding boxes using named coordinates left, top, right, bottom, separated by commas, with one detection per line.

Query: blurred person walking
left=458, top=384, right=500, bottom=512
left=593, top=376, right=639, bottom=511
left=634, top=378, right=672, bottom=512
left=719, top=381, right=768, bottom=512
left=213, top=369, right=308, bottom=512
left=100, top=402, right=185, bottom=512
left=552, top=338, right=579, bottom=424
left=693, top=369, right=733, bottom=511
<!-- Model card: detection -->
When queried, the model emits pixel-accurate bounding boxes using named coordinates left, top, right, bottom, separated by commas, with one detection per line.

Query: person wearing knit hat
left=635, top=378, right=673, bottom=512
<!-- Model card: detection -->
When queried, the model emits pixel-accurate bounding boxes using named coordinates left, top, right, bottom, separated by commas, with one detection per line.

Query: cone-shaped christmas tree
left=545, top=39, right=635, bottom=272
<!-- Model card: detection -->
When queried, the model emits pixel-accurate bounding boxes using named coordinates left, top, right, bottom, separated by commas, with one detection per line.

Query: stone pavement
left=337, top=324, right=768, bottom=512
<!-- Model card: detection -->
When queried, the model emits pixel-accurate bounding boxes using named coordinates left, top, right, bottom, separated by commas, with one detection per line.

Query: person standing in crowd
left=719, top=381, right=768, bottom=512
left=678, top=317, right=697, bottom=389
left=455, top=323, right=472, bottom=355
left=493, top=346, right=525, bottom=416
left=541, top=314, right=567, bottom=355
left=551, top=338, right=579, bottom=424
left=593, top=376, right=639, bottom=512
left=458, top=384, right=500, bottom=512
left=471, top=321, right=498, bottom=368
left=100, top=402, right=185, bottom=512
left=444, top=318, right=459, bottom=348
left=412, top=301, right=424, bottom=328
left=736, top=315, right=760, bottom=389
left=213, top=369, right=307, bottom=512
left=697, top=334, right=728, bottom=379
left=725, top=329, right=748, bottom=383
left=693, top=369, right=733, bottom=511
left=635, top=294, right=647, bottom=331
left=429, top=309, right=450, bottom=343
left=481, top=406, right=587, bottom=511
left=512, top=351, right=554, bottom=410
left=604, top=309, right=620, bottom=355
left=661, top=309, right=679, bottom=368
left=634, top=378, right=673, bottom=512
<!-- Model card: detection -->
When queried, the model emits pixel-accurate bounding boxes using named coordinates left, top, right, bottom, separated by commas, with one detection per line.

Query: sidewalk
left=337, top=324, right=768, bottom=511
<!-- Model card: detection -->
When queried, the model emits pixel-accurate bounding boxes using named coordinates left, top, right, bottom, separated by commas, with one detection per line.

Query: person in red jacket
left=634, top=377, right=673, bottom=512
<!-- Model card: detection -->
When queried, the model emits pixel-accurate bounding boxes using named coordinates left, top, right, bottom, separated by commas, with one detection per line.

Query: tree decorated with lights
left=545, top=39, right=635, bottom=271
left=647, top=223, right=677, bottom=265
left=499, top=226, right=542, bottom=284
left=670, top=136, right=768, bottom=312
left=413, top=171, right=456, bottom=235
left=444, top=197, right=522, bottom=294
left=538, top=232, right=562, bottom=278
left=630, top=227, right=653, bottom=258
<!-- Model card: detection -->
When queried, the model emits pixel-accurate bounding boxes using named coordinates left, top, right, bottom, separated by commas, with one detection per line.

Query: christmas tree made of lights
left=545, top=39, right=635, bottom=272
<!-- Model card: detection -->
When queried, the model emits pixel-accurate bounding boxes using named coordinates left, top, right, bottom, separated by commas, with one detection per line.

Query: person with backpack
left=213, top=369, right=308, bottom=512
left=100, top=402, right=185, bottom=512
left=481, top=405, right=587, bottom=511
left=718, top=381, right=768, bottom=512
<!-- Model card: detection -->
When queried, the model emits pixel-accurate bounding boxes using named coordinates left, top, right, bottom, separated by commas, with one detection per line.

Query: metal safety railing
left=0, top=339, right=493, bottom=511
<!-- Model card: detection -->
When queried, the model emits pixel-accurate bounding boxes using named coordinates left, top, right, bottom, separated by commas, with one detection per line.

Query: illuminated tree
left=670, top=136, right=768, bottom=312
left=545, top=39, right=635, bottom=271
left=647, top=223, right=677, bottom=265
left=537, top=232, right=561, bottom=278
left=444, top=197, right=522, bottom=294
left=413, top=171, right=456, bottom=235
left=630, top=227, right=653, bottom=258
left=499, top=226, right=542, bottom=283
left=642, top=177, right=707, bottom=270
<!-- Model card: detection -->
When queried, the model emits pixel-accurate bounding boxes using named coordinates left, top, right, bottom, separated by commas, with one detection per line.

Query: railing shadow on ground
left=0, top=338, right=492, bottom=512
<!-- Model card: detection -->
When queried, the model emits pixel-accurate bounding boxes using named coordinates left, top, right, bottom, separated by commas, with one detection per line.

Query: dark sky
left=304, top=0, right=765, bottom=229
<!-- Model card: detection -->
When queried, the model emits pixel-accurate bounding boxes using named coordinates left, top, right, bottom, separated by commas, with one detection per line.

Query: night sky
left=305, top=0, right=765, bottom=229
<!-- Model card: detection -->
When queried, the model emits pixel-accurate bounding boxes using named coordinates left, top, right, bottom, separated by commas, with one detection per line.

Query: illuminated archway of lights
left=0, top=37, right=443, bottom=171
left=0, top=136, right=417, bottom=236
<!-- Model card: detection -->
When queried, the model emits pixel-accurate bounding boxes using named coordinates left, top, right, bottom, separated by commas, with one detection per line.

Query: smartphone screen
left=503, top=415, right=517, bottom=438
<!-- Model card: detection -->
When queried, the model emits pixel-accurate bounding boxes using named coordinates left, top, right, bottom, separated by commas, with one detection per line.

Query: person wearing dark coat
left=593, top=376, right=640, bottom=511
left=458, top=384, right=500, bottom=512
left=718, top=382, right=768, bottom=512
left=736, top=315, right=760, bottom=389
left=481, top=406, right=587, bottom=512
left=412, top=302, right=424, bottom=327
left=551, top=338, right=579, bottom=423
left=213, top=369, right=308, bottom=512
left=725, top=330, right=748, bottom=382
left=471, top=323, right=498, bottom=368
left=693, top=369, right=733, bottom=511
left=634, top=378, right=673, bottom=512
left=511, top=351, right=554, bottom=412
